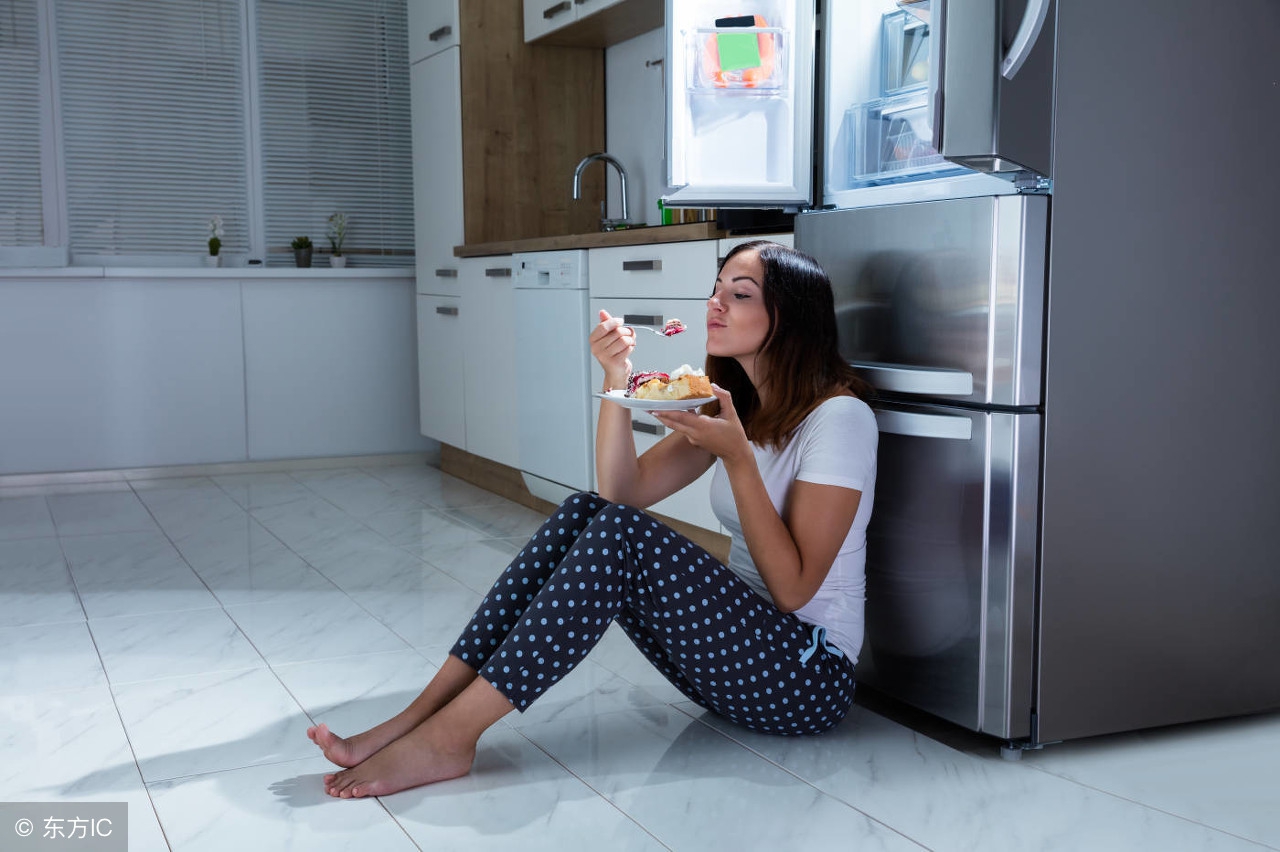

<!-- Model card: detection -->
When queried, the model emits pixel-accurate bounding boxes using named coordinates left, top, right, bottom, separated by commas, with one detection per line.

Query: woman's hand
left=589, top=309, right=634, bottom=390
left=651, top=384, right=752, bottom=465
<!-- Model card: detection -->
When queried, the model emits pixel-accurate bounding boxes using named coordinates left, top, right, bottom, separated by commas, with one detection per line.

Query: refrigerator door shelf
left=859, top=400, right=1040, bottom=739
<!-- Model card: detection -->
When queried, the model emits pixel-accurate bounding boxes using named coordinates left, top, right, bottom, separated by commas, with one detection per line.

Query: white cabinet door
left=417, top=294, right=466, bottom=447
left=410, top=49, right=464, bottom=296
left=408, top=0, right=460, bottom=64
left=523, top=0, right=577, bottom=42
left=461, top=257, right=520, bottom=467
left=590, top=294, right=720, bottom=533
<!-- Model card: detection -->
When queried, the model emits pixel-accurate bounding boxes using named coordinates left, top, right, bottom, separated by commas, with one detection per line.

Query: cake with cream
left=630, top=364, right=712, bottom=401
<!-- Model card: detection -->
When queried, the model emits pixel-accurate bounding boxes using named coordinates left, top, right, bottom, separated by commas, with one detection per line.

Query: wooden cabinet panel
left=460, top=1, right=604, bottom=245
left=416, top=294, right=466, bottom=447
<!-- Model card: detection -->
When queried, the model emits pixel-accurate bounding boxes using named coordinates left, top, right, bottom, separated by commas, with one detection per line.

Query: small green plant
left=291, top=235, right=312, bottom=251
left=208, top=215, right=224, bottom=256
left=326, top=212, right=348, bottom=256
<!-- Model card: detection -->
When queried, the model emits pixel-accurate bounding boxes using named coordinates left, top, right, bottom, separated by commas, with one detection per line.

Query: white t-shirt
left=708, top=395, right=878, bottom=663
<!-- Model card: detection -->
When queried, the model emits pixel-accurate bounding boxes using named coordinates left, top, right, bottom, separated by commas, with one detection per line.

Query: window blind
left=55, top=0, right=248, bottom=260
left=0, top=0, right=46, bottom=246
left=255, top=0, right=413, bottom=266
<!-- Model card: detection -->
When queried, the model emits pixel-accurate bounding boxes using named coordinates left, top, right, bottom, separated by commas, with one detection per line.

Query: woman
left=307, top=240, right=878, bottom=798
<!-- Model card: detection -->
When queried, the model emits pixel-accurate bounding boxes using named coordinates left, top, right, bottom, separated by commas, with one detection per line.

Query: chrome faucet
left=572, top=152, right=629, bottom=231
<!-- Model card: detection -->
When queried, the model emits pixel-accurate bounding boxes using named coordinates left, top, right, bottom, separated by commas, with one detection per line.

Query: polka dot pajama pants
left=449, top=492, right=856, bottom=735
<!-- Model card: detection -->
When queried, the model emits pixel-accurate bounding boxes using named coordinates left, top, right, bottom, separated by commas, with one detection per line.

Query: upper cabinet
left=408, top=0, right=460, bottom=63
left=523, top=0, right=662, bottom=48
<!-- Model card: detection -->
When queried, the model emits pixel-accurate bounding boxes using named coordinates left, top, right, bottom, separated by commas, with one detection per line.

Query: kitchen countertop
left=453, top=222, right=729, bottom=257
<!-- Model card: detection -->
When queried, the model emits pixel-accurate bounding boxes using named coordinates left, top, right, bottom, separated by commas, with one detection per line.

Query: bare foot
left=306, top=723, right=382, bottom=769
left=323, top=720, right=475, bottom=798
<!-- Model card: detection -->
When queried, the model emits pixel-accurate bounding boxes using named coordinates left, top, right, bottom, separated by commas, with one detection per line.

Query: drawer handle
left=622, top=259, right=662, bottom=272
left=428, top=24, right=452, bottom=41
left=623, top=313, right=663, bottom=327
left=484, top=267, right=512, bottom=277
left=543, top=1, right=572, bottom=19
left=632, top=421, right=666, bottom=436
left=434, top=268, right=458, bottom=278
left=435, top=305, right=459, bottom=316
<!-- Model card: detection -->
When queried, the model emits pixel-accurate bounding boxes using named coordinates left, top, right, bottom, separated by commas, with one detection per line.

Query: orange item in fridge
left=701, top=15, right=776, bottom=89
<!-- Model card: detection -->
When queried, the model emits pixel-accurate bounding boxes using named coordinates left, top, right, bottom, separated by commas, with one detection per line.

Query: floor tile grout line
left=49, top=501, right=177, bottom=852
left=508, top=726, right=677, bottom=852
left=668, top=702, right=936, bottom=851
left=1020, top=761, right=1279, bottom=850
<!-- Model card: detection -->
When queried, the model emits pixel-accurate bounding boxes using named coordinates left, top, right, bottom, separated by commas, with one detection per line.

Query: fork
left=624, top=315, right=686, bottom=337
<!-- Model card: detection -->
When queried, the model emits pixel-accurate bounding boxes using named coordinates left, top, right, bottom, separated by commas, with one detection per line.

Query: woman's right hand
left=589, top=309, right=635, bottom=390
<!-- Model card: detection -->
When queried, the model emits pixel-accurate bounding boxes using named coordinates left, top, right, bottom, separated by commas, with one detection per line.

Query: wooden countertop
left=453, top=222, right=729, bottom=257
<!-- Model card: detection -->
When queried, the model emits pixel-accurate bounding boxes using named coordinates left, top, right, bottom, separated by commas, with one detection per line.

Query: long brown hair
left=705, top=240, right=872, bottom=449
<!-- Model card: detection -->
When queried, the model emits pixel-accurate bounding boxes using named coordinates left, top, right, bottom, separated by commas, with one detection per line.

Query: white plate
left=594, top=390, right=715, bottom=411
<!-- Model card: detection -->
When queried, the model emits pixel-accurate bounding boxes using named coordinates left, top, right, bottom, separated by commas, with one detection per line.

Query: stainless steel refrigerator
left=667, top=0, right=1280, bottom=748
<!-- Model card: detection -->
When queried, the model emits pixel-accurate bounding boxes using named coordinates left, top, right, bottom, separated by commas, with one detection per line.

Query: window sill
left=0, top=266, right=412, bottom=280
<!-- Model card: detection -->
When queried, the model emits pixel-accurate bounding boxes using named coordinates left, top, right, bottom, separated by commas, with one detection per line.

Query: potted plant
left=205, top=215, right=224, bottom=267
left=327, top=212, right=349, bottom=268
left=291, top=235, right=313, bottom=268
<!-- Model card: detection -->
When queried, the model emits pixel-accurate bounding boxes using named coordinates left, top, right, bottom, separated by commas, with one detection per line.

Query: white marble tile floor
left=2, top=462, right=1276, bottom=851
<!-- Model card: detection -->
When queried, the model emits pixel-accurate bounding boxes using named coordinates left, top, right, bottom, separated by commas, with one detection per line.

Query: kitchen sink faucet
left=572, top=152, right=629, bottom=231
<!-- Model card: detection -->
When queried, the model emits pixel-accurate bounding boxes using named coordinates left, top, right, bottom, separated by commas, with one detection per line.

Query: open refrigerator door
left=663, top=0, right=816, bottom=209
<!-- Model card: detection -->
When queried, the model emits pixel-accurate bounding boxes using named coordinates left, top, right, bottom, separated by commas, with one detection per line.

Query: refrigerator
left=665, top=0, right=1280, bottom=749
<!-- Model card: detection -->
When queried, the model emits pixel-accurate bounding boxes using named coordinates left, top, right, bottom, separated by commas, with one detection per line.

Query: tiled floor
left=2, top=462, right=1277, bottom=851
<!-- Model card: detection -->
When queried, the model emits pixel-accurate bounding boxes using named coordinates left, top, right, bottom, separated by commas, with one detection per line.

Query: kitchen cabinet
left=589, top=239, right=722, bottom=533
left=461, top=257, right=519, bottom=468
left=416, top=294, right=466, bottom=448
left=522, top=0, right=662, bottom=47
left=408, top=0, right=460, bottom=63
left=410, top=50, right=464, bottom=295
left=588, top=240, right=718, bottom=299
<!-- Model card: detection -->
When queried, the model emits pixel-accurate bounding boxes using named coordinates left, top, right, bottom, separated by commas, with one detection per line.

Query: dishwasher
left=513, top=250, right=594, bottom=503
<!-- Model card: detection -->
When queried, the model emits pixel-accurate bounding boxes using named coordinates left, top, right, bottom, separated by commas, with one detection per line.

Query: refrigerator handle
left=852, top=362, right=975, bottom=397
left=1001, top=0, right=1052, bottom=80
left=875, top=409, right=973, bottom=441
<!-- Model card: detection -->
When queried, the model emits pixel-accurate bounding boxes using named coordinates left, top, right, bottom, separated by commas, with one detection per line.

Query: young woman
left=307, top=240, right=878, bottom=798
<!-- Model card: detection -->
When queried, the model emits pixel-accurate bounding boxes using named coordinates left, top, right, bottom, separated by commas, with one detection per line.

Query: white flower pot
left=203, top=255, right=221, bottom=267
left=330, top=255, right=347, bottom=269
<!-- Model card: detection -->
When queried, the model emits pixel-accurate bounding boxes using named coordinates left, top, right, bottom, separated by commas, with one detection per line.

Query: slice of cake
left=631, top=364, right=711, bottom=401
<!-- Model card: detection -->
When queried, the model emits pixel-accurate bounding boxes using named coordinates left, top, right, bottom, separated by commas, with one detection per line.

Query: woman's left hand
left=651, top=384, right=752, bottom=465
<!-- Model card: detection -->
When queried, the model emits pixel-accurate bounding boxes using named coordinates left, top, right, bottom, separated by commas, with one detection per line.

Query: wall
left=604, top=27, right=667, bottom=227
left=0, top=270, right=433, bottom=476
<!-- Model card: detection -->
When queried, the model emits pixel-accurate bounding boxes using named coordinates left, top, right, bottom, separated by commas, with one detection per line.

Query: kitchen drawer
left=589, top=240, right=718, bottom=299
left=409, top=0, right=460, bottom=63
left=590, top=295, right=720, bottom=533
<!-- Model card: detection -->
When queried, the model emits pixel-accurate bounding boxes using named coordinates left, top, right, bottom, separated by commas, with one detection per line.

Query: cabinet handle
left=623, top=313, right=663, bottom=327
left=543, top=1, right=571, bottom=19
left=574, top=0, right=588, bottom=4
left=632, top=421, right=666, bottom=436
left=428, top=24, right=452, bottom=41
left=622, top=259, right=662, bottom=272
left=434, top=268, right=458, bottom=278
left=435, top=305, right=459, bottom=316
left=484, top=267, right=512, bottom=277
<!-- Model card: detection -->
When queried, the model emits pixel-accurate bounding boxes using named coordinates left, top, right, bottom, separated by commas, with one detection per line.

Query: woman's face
left=706, top=249, right=771, bottom=362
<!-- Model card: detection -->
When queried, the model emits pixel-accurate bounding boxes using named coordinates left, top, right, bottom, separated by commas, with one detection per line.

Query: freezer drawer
left=857, top=401, right=1039, bottom=740
left=796, top=195, right=1047, bottom=408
